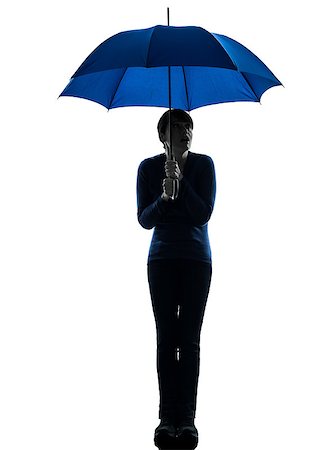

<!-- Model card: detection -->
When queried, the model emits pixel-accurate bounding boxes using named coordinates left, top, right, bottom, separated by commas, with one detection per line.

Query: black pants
left=147, top=258, right=212, bottom=421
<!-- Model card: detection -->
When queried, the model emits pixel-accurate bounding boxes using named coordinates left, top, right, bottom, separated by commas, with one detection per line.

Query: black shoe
left=154, top=417, right=177, bottom=449
left=175, top=419, right=198, bottom=449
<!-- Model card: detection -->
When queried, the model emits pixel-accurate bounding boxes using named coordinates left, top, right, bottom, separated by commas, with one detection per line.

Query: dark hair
left=157, top=109, right=193, bottom=143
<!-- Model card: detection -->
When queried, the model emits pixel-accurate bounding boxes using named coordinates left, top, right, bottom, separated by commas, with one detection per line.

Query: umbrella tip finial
left=167, top=7, right=170, bottom=26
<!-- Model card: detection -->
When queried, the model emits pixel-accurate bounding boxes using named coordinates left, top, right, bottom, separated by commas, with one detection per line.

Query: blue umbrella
left=60, top=24, right=281, bottom=111
left=60, top=15, right=281, bottom=198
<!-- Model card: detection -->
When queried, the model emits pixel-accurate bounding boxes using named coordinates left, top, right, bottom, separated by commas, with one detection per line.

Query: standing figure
left=136, top=109, right=216, bottom=449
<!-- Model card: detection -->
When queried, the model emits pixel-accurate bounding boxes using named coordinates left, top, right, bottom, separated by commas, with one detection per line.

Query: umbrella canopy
left=60, top=25, right=282, bottom=111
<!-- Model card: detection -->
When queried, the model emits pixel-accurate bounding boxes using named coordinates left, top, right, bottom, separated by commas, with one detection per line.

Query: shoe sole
left=175, top=431, right=198, bottom=449
left=154, top=432, right=177, bottom=449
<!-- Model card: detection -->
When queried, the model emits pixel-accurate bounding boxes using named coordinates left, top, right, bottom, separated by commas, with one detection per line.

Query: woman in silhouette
left=137, top=109, right=216, bottom=449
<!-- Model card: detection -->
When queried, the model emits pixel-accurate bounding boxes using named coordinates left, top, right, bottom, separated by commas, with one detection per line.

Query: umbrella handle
left=165, top=153, right=179, bottom=200
left=171, top=178, right=179, bottom=200
left=165, top=146, right=179, bottom=200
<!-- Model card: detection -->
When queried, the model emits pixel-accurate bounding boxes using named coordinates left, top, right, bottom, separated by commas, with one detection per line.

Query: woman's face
left=162, top=119, right=193, bottom=158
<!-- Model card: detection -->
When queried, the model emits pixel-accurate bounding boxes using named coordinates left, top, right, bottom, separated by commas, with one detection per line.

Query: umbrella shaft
left=167, top=8, right=178, bottom=200
left=168, top=65, right=173, bottom=161
left=167, top=7, right=173, bottom=162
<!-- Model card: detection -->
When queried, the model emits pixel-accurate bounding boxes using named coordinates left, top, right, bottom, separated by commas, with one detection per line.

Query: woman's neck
left=174, top=150, right=189, bottom=163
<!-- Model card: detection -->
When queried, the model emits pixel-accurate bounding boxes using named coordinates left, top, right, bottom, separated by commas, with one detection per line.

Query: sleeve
left=178, top=156, right=216, bottom=226
left=136, top=160, right=171, bottom=230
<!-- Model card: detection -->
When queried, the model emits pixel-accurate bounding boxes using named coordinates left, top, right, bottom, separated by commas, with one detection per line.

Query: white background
left=1, top=0, right=335, bottom=448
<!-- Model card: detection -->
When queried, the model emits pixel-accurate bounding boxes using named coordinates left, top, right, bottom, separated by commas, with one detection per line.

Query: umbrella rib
left=240, top=72, right=260, bottom=102
left=181, top=66, right=191, bottom=112
left=108, top=67, right=128, bottom=109
left=145, top=27, right=156, bottom=67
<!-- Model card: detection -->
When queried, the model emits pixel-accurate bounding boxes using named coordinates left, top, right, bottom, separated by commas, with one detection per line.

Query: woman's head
left=157, top=109, right=193, bottom=144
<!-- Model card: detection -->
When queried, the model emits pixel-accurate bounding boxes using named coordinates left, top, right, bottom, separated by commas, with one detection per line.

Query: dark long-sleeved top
left=136, top=151, right=216, bottom=264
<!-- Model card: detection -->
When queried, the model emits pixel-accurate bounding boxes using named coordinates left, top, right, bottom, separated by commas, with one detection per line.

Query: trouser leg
left=148, top=260, right=180, bottom=419
left=175, top=260, right=212, bottom=420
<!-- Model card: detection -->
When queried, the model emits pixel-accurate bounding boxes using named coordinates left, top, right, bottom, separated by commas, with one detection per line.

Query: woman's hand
left=164, top=160, right=183, bottom=181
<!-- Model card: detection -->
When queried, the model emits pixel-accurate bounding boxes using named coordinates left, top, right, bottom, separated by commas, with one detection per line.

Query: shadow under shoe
left=154, top=417, right=178, bottom=450
left=175, top=419, right=198, bottom=450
